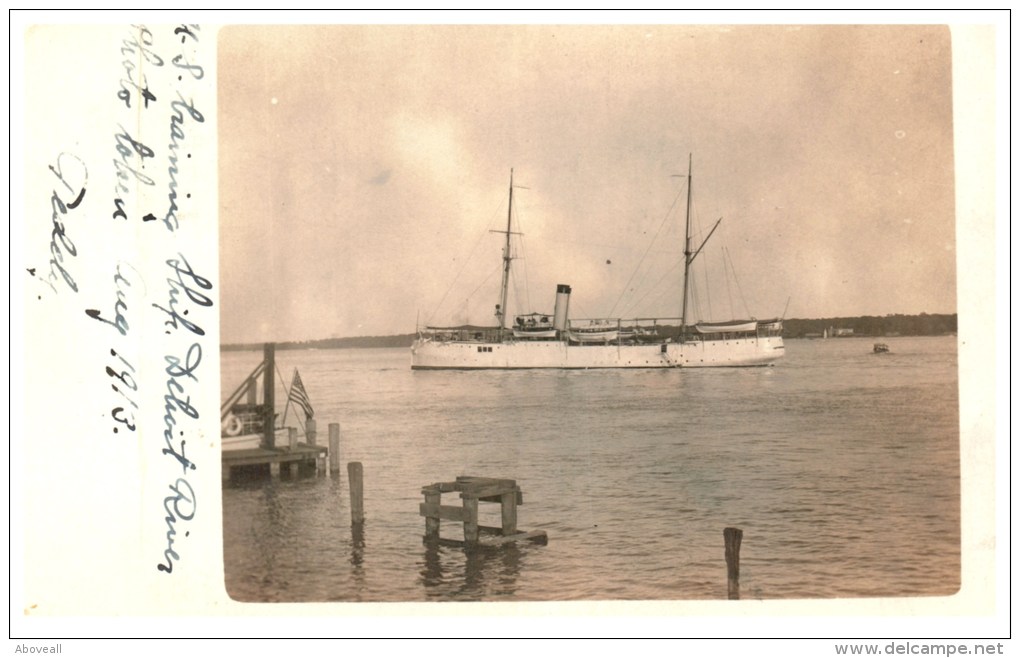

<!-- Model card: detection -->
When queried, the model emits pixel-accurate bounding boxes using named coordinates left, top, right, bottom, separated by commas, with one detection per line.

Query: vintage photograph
left=216, top=24, right=961, bottom=603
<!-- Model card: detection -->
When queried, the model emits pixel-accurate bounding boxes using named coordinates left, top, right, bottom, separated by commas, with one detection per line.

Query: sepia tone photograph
left=216, top=24, right=961, bottom=603
left=14, top=12, right=1004, bottom=648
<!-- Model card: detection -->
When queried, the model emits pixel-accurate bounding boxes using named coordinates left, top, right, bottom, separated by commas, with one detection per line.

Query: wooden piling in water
left=308, top=417, right=324, bottom=473
left=263, top=343, right=275, bottom=449
left=348, top=461, right=364, bottom=525
left=724, top=527, right=743, bottom=600
left=462, top=496, right=479, bottom=544
left=328, top=423, right=341, bottom=473
left=501, top=491, right=518, bottom=535
left=423, top=489, right=441, bottom=539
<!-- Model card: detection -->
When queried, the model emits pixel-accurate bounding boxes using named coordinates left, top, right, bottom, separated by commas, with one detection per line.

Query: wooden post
left=423, top=489, right=440, bottom=540
left=462, top=496, right=479, bottom=544
left=305, top=418, right=317, bottom=446
left=270, top=462, right=281, bottom=478
left=500, top=491, right=518, bottom=535
left=287, top=461, right=297, bottom=478
left=724, top=527, right=743, bottom=600
left=348, top=461, right=364, bottom=525
left=288, top=427, right=298, bottom=450
left=263, top=343, right=276, bottom=449
left=328, top=423, right=341, bottom=473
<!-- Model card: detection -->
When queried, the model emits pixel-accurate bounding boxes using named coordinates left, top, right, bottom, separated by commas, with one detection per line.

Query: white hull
left=222, top=433, right=263, bottom=451
left=221, top=427, right=290, bottom=451
left=411, top=336, right=784, bottom=369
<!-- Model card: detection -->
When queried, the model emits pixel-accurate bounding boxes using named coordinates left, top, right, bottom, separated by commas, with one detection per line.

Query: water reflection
left=419, top=541, right=525, bottom=600
left=350, top=522, right=365, bottom=567
left=255, top=483, right=283, bottom=582
left=343, top=521, right=366, bottom=601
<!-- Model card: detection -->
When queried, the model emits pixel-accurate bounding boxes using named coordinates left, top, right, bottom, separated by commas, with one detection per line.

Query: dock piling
left=305, top=418, right=317, bottom=446
left=724, top=527, right=743, bottom=600
left=501, top=490, right=518, bottom=535
left=423, top=489, right=441, bottom=539
left=328, top=423, right=341, bottom=473
left=348, top=462, right=365, bottom=525
left=263, top=343, right=275, bottom=449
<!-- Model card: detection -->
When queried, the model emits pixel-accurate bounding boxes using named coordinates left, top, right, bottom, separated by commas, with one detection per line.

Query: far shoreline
left=221, top=313, right=957, bottom=352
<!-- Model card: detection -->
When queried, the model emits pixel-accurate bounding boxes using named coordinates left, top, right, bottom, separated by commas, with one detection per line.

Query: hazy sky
left=218, top=24, right=956, bottom=344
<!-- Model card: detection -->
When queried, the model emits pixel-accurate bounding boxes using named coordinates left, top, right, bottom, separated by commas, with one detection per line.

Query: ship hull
left=410, top=336, right=784, bottom=369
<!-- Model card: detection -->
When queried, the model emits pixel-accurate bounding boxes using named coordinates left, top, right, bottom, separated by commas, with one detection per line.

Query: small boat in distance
left=873, top=343, right=890, bottom=354
left=411, top=158, right=785, bottom=370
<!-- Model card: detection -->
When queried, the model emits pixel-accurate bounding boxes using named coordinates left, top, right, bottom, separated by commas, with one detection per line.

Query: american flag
left=288, top=370, right=314, bottom=419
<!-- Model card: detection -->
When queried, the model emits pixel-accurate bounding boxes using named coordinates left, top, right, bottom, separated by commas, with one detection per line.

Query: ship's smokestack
left=553, top=284, right=572, bottom=332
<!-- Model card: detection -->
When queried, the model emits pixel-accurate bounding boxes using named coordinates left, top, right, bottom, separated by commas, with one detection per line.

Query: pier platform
left=222, top=443, right=328, bottom=480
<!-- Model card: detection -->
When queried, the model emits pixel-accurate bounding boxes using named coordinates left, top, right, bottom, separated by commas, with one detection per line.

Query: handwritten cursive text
left=40, top=152, right=88, bottom=294
left=162, top=94, right=205, bottom=232
left=156, top=477, right=195, bottom=574
left=151, top=252, right=213, bottom=335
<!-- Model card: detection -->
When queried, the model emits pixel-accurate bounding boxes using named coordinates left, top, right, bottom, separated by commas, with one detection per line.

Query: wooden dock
left=221, top=343, right=335, bottom=481
left=222, top=442, right=327, bottom=480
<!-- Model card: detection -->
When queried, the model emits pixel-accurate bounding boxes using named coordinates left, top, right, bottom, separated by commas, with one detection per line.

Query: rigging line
left=569, top=299, right=590, bottom=321
left=703, top=252, right=714, bottom=320
left=510, top=261, right=527, bottom=319
left=725, top=245, right=751, bottom=318
left=723, top=247, right=734, bottom=319
left=512, top=195, right=533, bottom=316
left=630, top=276, right=677, bottom=320
left=687, top=269, right=703, bottom=323
left=424, top=226, right=492, bottom=326
left=619, top=257, right=684, bottom=318
left=275, top=363, right=305, bottom=434
left=462, top=262, right=504, bottom=313
left=607, top=180, right=687, bottom=318
left=221, top=360, right=266, bottom=418
left=424, top=194, right=509, bottom=326
left=688, top=197, right=708, bottom=321
left=279, top=365, right=292, bottom=428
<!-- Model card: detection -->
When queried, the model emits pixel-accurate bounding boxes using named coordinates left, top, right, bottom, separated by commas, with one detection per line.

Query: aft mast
left=678, top=156, right=722, bottom=343
left=678, top=157, right=726, bottom=344
left=495, top=169, right=514, bottom=334
left=680, top=155, right=693, bottom=343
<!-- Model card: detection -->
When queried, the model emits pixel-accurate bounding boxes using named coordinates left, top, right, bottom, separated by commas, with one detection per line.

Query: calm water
left=221, top=336, right=959, bottom=602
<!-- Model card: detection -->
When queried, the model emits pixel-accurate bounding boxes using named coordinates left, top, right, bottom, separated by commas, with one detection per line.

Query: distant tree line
left=221, top=313, right=956, bottom=351
left=782, top=313, right=957, bottom=338
left=222, top=333, right=418, bottom=352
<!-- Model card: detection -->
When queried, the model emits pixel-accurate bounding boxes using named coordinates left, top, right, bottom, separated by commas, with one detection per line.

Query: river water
left=221, top=336, right=959, bottom=602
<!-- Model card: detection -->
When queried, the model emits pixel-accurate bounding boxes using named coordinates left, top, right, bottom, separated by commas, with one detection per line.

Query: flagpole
left=280, top=367, right=296, bottom=427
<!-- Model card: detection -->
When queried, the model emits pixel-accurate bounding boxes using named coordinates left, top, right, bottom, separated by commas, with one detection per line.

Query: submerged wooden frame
left=420, top=476, right=547, bottom=548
